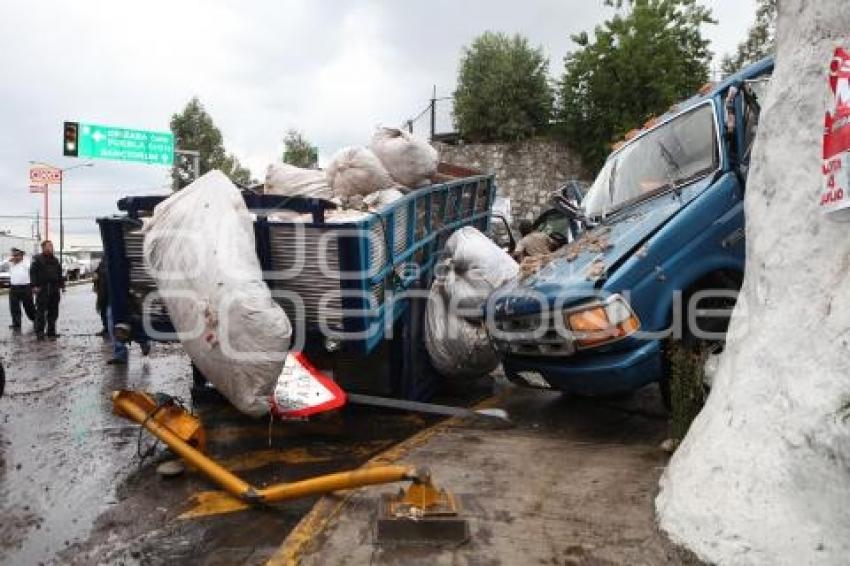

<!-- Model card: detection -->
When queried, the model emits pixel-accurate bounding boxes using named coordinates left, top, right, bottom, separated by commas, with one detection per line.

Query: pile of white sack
left=264, top=127, right=438, bottom=203
left=143, top=171, right=292, bottom=417
left=425, top=227, right=518, bottom=378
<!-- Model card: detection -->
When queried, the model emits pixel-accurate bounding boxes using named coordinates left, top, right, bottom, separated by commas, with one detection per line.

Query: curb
left=265, top=395, right=502, bottom=566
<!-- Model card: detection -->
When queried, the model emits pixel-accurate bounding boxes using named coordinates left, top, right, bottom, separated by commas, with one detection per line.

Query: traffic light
left=63, top=121, right=79, bottom=157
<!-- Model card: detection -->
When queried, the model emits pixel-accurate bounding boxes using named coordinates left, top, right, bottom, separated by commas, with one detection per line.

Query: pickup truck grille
left=492, top=313, right=576, bottom=357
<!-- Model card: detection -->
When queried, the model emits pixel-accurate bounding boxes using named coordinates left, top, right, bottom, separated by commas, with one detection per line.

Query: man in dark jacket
left=30, top=240, right=64, bottom=340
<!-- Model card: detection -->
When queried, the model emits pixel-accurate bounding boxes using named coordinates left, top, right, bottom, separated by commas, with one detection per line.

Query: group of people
left=4, top=243, right=150, bottom=364
left=3, top=241, right=64, bottom=339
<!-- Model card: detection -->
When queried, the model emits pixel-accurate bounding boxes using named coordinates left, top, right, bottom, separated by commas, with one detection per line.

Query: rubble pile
left=518, top=226, right=612, bottom=279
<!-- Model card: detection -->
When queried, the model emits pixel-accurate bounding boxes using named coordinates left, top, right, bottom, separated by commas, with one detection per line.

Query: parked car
left=62, top=255, right=82, bottom=281
left=488, top=57, right=773, bottom=405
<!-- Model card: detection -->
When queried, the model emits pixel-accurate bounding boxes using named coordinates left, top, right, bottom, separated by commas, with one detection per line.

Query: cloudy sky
left=0, top=0, right=755, bottom=247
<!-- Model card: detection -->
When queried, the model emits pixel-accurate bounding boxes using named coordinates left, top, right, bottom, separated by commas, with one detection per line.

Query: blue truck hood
left=492, top=177, right=713, bottom=318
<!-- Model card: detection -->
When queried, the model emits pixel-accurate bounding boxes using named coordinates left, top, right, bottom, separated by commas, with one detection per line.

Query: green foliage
left=558, top=0, right=715, bottom=171
left=169, top=97, right=253, bottom=189
left=721, top=0, right=776, bottom=76
left=667, top=341, right=708, bottom=441
left=453, top=31, right=553, bottom=142
left=282, top=129, right=318, bottom=168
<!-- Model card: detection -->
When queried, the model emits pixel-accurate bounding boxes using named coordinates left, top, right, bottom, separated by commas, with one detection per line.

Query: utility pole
left=430, top=85, right=437, bottom=141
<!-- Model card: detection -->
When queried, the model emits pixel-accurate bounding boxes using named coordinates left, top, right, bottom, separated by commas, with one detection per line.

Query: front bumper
left=503, top=339, right=662, bottom=395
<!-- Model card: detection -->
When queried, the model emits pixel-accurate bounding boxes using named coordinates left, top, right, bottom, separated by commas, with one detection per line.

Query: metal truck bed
left=98, top=165, right=495, bottom=362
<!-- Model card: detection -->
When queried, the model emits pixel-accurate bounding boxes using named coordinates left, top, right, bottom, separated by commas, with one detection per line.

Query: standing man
left=30, top=240, right=64, bottom=340
left=3, top=247, right=35, bottom=330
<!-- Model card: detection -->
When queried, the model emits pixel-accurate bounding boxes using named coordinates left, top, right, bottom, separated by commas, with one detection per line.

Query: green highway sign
left=74, top=122, right=174, bottom=166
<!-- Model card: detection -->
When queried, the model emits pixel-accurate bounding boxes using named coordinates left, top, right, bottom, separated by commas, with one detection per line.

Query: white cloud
left=0, top=0, right=757, bottom=247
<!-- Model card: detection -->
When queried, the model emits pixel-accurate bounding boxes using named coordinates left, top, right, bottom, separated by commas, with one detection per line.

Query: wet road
left=0, top=285, right=446, bottom=565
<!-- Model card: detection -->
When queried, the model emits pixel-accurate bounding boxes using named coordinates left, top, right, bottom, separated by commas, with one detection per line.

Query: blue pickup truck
left=489, top=58, right=773, bottom=403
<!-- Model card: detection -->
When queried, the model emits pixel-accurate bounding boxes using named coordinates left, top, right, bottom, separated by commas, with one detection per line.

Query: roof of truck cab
left=608, top=56, right=775, bottom=157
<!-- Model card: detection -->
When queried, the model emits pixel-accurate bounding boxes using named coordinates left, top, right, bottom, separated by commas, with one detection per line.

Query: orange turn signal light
left=567, top=302, right=640, bottom=348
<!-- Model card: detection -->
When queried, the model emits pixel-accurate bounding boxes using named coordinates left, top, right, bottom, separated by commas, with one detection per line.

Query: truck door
left=739, top=78, right=771, bottom=179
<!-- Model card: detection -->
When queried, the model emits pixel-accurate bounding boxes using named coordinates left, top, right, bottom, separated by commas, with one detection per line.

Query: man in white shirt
left=4, top=247, right=35, bottom=330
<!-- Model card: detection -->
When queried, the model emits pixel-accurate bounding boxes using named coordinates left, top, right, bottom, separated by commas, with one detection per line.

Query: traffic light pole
left=44, top=185, right=49, bottom=244
left=59, top=170, right=64, bottom=267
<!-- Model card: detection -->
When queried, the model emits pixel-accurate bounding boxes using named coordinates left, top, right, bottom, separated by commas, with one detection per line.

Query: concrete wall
left=434, top=139, right=588, bottom=222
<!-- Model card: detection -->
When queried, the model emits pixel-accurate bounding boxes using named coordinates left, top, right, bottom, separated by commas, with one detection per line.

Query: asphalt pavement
left=0, top=286, right=442, bottom=564
left=0, top=285, right=680, bottom=565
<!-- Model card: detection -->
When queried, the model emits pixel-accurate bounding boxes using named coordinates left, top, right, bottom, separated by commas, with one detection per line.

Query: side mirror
left=518, top=220, right=533, bottom=237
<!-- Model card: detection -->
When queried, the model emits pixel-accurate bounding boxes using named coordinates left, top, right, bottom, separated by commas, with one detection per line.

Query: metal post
left=59, top=170, right=64, bottom=266
left=43, top=186, right=49, bottom=243
left=430, top=85, right=437, bottom=141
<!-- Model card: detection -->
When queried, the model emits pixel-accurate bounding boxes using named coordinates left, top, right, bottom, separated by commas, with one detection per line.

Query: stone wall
left=434, top=139, right=588, bottom=223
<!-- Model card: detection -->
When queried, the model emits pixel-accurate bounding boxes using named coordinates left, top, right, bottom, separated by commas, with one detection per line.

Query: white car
left=61, top=255, right=82, bottom=281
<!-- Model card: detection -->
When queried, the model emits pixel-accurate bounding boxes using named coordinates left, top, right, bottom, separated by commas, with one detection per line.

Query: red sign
left=821, top=47, right=850, bottom=219
left=28, top=166, right=61, bottom=186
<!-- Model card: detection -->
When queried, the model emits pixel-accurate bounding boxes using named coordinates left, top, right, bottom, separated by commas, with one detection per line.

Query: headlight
left=566, top=294, right=640, bottom=349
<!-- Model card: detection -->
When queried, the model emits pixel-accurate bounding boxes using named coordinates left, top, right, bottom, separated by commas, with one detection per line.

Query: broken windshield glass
left=582, top=103, right=719, bottom=218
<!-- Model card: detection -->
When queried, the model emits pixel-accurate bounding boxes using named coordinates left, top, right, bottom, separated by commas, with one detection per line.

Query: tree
left=282, top=129, right=318, bottom=168
left=720, top=0, right=776, bottom=76
left=453, top=32, right=553, bottom=142
left=169, top=97, right=253, bottom=189
left=558, top=0, right=715, bottom=171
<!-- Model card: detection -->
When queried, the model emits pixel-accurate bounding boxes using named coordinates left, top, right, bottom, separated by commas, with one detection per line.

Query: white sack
left=426, top=227, right=518, bottom=378
left=362, top=188, right=405, bottom=210
left=143, top=171, right=292, bottom=417
left=656, top=3, right=850, bottom=564
left=325, top=146, right=396, bottom=198
left=369, top=127, right=439, bottom=187
left=264, top=163, right=332, bottom=199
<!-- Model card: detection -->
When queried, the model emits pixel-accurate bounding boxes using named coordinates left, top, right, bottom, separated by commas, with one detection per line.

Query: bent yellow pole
left=112, top=390, right=417, bottom=504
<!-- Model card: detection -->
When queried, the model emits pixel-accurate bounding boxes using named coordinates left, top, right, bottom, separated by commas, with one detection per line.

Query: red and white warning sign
left=821, top=47, right=850, bottom=220
left=270, top=352, right=346, bottom=419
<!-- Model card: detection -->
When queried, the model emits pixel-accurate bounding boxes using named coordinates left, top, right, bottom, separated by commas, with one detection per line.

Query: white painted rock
left=656, top=2, right=850, bottom=564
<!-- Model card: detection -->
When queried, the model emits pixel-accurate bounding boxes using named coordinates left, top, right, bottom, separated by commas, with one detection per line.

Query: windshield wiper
left=657, top=140, right=684, bottom=199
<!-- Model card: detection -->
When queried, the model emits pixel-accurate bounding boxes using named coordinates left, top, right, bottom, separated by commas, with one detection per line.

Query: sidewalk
left=287, top=385, right=697, bottom=565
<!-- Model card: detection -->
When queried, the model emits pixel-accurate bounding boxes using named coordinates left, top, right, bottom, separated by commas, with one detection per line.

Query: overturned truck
left=98, top=163, right=496, bottom=413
